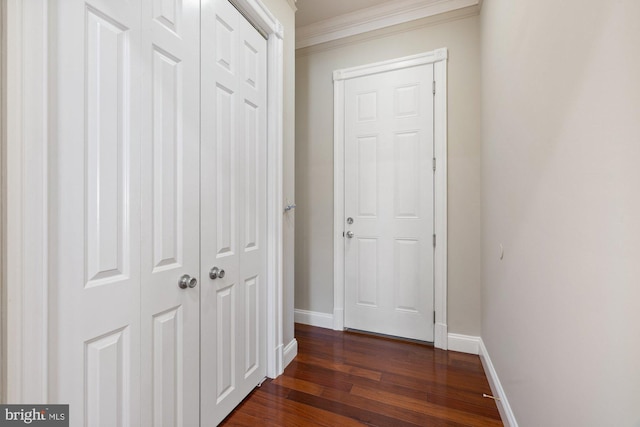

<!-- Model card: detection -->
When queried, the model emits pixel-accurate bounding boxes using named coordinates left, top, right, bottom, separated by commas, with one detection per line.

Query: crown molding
left=296, top=0, right=480, bottom=49
left=286, top=0, right=297, bottom=13
left=296, top=6, right=477, bottom=57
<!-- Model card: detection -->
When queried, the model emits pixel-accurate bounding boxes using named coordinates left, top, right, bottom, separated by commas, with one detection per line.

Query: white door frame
left=0, top=0, right=5, bottom=404
left=3, top=0, right=285, bottom=403
left=333, top=49, right=449, bottom=350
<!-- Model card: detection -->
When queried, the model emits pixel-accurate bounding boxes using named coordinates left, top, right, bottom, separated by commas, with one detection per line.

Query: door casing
left=333, top=49, right=449, bottom=350
left=0, top=0, right=5, bottom=403
left=3, top=0, right=286, bottom=403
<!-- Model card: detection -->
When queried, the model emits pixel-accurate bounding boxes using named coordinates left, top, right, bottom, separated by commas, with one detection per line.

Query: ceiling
left=295, top=0, right=392, bottom=28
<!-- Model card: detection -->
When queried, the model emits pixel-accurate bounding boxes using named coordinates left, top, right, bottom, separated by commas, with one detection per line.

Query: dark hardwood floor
left=221, top=323, right=503, bottom=426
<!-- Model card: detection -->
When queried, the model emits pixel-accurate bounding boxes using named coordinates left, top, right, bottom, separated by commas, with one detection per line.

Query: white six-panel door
left=344, top=64, right=435, bottom=342
left=200, top=1, right=268, bottom=425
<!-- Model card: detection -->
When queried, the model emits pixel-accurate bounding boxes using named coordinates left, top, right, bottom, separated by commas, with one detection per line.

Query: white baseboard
left=333, top=308, right=344, bottom=330
left=275, top=343, right=284, bottom=376
left=448, top=333, right=480, bottom=355
left=479, top=339, right=518, bottom=427
left=294, top=309, right=334, bottom=329
left=283, top=338, right=298, bottom=369
left=435, top=322, right=448, bottom=350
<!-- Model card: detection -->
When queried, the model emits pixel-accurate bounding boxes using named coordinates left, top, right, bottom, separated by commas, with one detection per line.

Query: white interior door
left=200, top=1, right=268, bottom=425
left=343, top=64, right=435, bottom=342
left=140, top=0, right=201, bottom=426
left=50, top=0, right=142, bottom=424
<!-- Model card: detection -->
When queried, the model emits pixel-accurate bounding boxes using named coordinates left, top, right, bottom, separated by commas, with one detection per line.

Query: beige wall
left=261, top=0, right=296, bottom=348
left=295, top=12, right=482, bottom=336
left=481, top=0, right=640, bottom=424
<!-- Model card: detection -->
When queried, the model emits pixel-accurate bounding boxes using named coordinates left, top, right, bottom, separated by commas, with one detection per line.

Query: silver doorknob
left=346, top=231, right=354, bottom=238
left=209, top=267, right=226, bottom=280
left=179, top=274, right=197, bottom=289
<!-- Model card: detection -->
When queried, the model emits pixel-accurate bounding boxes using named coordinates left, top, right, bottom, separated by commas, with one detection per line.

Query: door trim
left=4, top=0, right=285, bottom=402
left=4, top=0, right=50, bottom=402
left=0, top=0, right=6, bottom=403
left=332, top=49, right=449, bottom=349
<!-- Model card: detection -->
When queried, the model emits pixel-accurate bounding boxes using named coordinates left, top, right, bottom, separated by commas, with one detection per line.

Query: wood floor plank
left=219, top=410, right=282, bottom=427
left=294, top=352, right=383, bottom=381
left=221, top=324, right=503, bottom=426
left=284, top=361, right=356, bottom=392
left=288, top=360, right=382, bottom=390
left=232, top=388, right=366, bottom=427
left=381, top=371, right=498, bottom=409
left=351, top=384, right=503, bottom=427
left=340, top=353, right=492, bottom=392
left=286, top=389, right=419, bottom=427
left=272, top=375, right=326, bottom=396
left=320, top=385, right=469, bottom=427
left=426, top=392, right=501, bottom=420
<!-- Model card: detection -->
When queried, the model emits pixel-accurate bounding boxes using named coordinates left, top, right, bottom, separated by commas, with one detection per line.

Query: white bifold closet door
left=51, top=0, right=145, bottom=425
left=200, top=1, right=268, bottom=425
left=49, top=0, right=267, bottom=425
left=140, top=0, right=202, bottom=426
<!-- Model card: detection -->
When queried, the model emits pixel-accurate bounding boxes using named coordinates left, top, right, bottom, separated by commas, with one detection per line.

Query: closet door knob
left=179, top=274, right=198, bottom=289
left=209, top=267, right=226, bottom=280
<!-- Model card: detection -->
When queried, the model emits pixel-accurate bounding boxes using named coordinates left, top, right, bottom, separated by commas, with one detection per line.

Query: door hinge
left=433, top=234, right=436, bottom=247
left=432, top=157, right=436, bottom=172
left=433, top=311, right=436, bottom=324
left=432, top=81, right=436, bottom=95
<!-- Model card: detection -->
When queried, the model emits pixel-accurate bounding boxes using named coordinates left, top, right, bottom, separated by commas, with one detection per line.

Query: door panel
left=50, top=0, right=142, bottom=424
left=395, top=132, right=420, bottom=218
left=357, top=136, right=379, bottom=218
left=85, top=6, right=130, bottom=287
left=216, top=286, right=235, bottom=400
left=85, top=328, right=130, bottom=427
left=150, top=47, right=181, bottom=270
left=357, top=238, right=379, bottom=306
left=201, top=1, right=268, bottom=424
left=344, top=64, right=435, bottom=342
left=151, top=307, right=183, bottom=425
left=214, top=83, right=236, bottom=257
left=244, top=276, right=259, bottom=375
left=140, top=0, right=201, bottom=425
left=243, top=102, right=259, bottom=251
